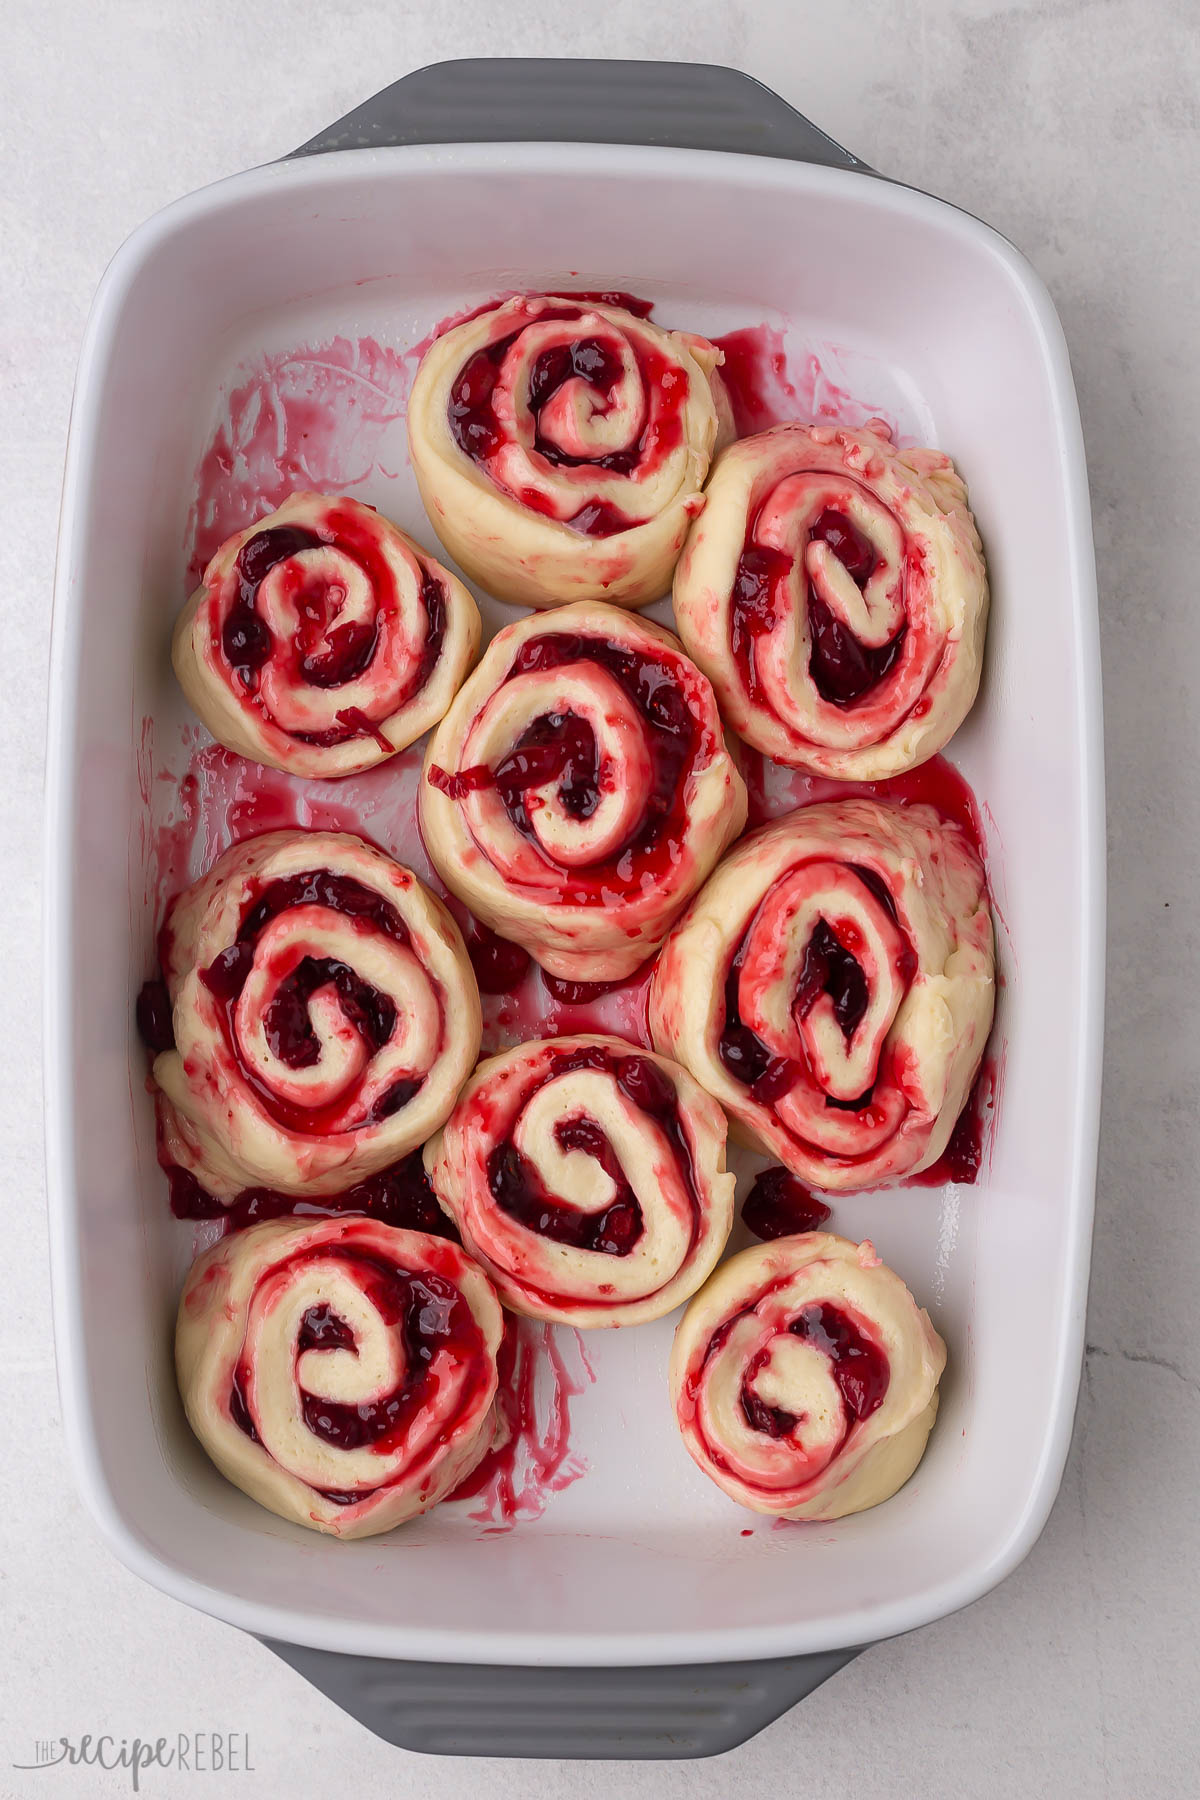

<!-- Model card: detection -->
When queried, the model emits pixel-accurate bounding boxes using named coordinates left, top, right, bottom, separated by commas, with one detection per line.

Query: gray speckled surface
left=3, top=2, right=1197, bottom=1792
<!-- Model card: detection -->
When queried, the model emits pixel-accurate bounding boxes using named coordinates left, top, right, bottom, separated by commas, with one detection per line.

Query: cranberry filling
left=194, top=871, right=428, bottom=1136
left=265, top=957, right=396, bottom=1069
left=297, top=1303, right=357, bottom=1352
left=294, top=573, right=447, bottom=748
left=541, top=969, right=641, bottom=1006
left=230, top=1254, right=485, bottom=1463
left=168, top=1151, right=458, bottom=1239
left=718, top=869, right=914, bottom=1112
left=793, top=919, right=869, bottom=1040
left=236, top=870, right=411, bottom=948
left=136, top=978, right=174, bottom=1054
left=462, top=920, right=533, bottom=995
left=739, top=1302, right=890, bottom=1438
left=221, top=515, right=445, bottom=746
left=742, top=1168, right=833, bottom=1241
left=486, top=1047, right=696, bottom=1259
left=222, top=525, right=322, bottom=689
left=446, top=306, right=679, bottom=537
left=731, top=505, right=905, bottom=710
left=429, top=634, right=701, bottom=892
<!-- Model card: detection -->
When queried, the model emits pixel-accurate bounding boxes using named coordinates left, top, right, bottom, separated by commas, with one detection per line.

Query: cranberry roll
left=152, top=830, right=481, bottom=1198
left=407, top=294, right=725, bottom=610
left=673, top=421, right=988, bottom=778
left=172, top=492, right=480, bottom=778
left=420, top=603, right=747, bottom=983
left=671, top=1233, right=946, bottom=1520
left=176, top=1216, right=503, bottom=1537
left=650, top=798, right=994, bottom=1191
left=424, top=1036, right=735, bottom=1327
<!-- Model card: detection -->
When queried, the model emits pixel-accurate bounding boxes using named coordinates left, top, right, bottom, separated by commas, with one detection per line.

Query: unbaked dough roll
left=650, top=798, right=993, bottom=1191
left=407, top=294, right=725, bottom=609
left=152, top=830, right=481, bottom=1198
left=425, top=1036, right=735, bottom=1327
left=173, top=492, right=479, bottom=777
left=176, top=1216, right=503, bottom=1537
left=673, top=421, right=988, bottom=778
left=420, top=602, right=747, bottom=983
left=671, top=1232, right=946, bottom=1519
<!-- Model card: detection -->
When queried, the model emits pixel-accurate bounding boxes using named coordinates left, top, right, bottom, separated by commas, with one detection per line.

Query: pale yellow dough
left=425, top=1035, right=736, bottom=1327
left=673, top=421, right=988, bottom=778
left=153, top=830, right=481, bottom=1199
left=650, top=797, right=994, bottom=1191
left=407, top=295, right=724, bottom=610
left=419, top=602, right=747, bottom=983
left=670, top=1233, right=946, bottom=1520
left=173, top=492, right=480, bottom=779
left=176, top=1217, right=503, bottom=1537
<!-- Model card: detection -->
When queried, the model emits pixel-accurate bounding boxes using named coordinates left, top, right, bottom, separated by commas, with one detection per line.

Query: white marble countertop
left=3, top=2, right=1197, bottom=1794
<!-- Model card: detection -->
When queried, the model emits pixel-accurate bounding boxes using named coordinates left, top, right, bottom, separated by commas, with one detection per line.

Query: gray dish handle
left=290, top=56, right=870, bottom=172
left=264, top=1638, right=864, bottom=1760
left=270, top=57, right=871, bottom=1761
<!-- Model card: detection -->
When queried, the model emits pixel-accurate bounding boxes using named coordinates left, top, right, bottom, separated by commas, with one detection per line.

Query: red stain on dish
left=448, top=1319, right=596, bottom=1529
left=737, top=744, right=984, bottom=855
left=713, top=326, right=899, bottom=442
left=185, top=337, right=412, bottom=584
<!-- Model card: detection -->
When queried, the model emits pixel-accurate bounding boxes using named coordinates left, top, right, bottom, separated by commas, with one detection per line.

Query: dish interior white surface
left=46, top=142, right=1102, bottom=1664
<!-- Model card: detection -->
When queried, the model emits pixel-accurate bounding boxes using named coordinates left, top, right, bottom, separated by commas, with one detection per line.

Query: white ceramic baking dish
left=44, top=60, right=1104, bottom=1758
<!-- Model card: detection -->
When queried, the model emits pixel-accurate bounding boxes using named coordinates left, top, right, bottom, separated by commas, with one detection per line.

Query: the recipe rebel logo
left=12, top=1732, right=255, bottom=1790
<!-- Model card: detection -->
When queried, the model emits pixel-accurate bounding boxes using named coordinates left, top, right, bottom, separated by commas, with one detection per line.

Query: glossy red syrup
left=487, top=1046, right=695, bottom=1255
left=165, top=1150, right=458, bottom=1238
left=462, top=919, right=534, bottom=995
left=740, top=1303, right=889, bottom=1438
left=429, top=633, right=703, bottom=900
left=742, top=1168, right=833, bottom=1241
left=732, top=505, right=903, bottom=711
left=449, top=1319, right=595, bottom=1529
left=738, top=747, right=986, bottom=853
left=446, top=304, right=682, bottom=536
left=713, top=325, right=802, bottom=436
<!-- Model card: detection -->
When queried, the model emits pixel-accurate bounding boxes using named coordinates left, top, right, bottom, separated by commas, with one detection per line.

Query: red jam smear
left=487, top=1045, right=695, bottom=1257
left=429, top=632, right=703, bottom=899
left=732, top=506, right=904, bottom=711
left=739, top=1302, right=890, bottom=1438
left=448, top=1317, right=595, bottom=1527
left=445, top=304, right=680, bottom=537
left=742, top=1169, right=833, bottom=1241
left=230, top=1252, right=486, bottom=1474
left=165, top=1151, right=458, bottom=1238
